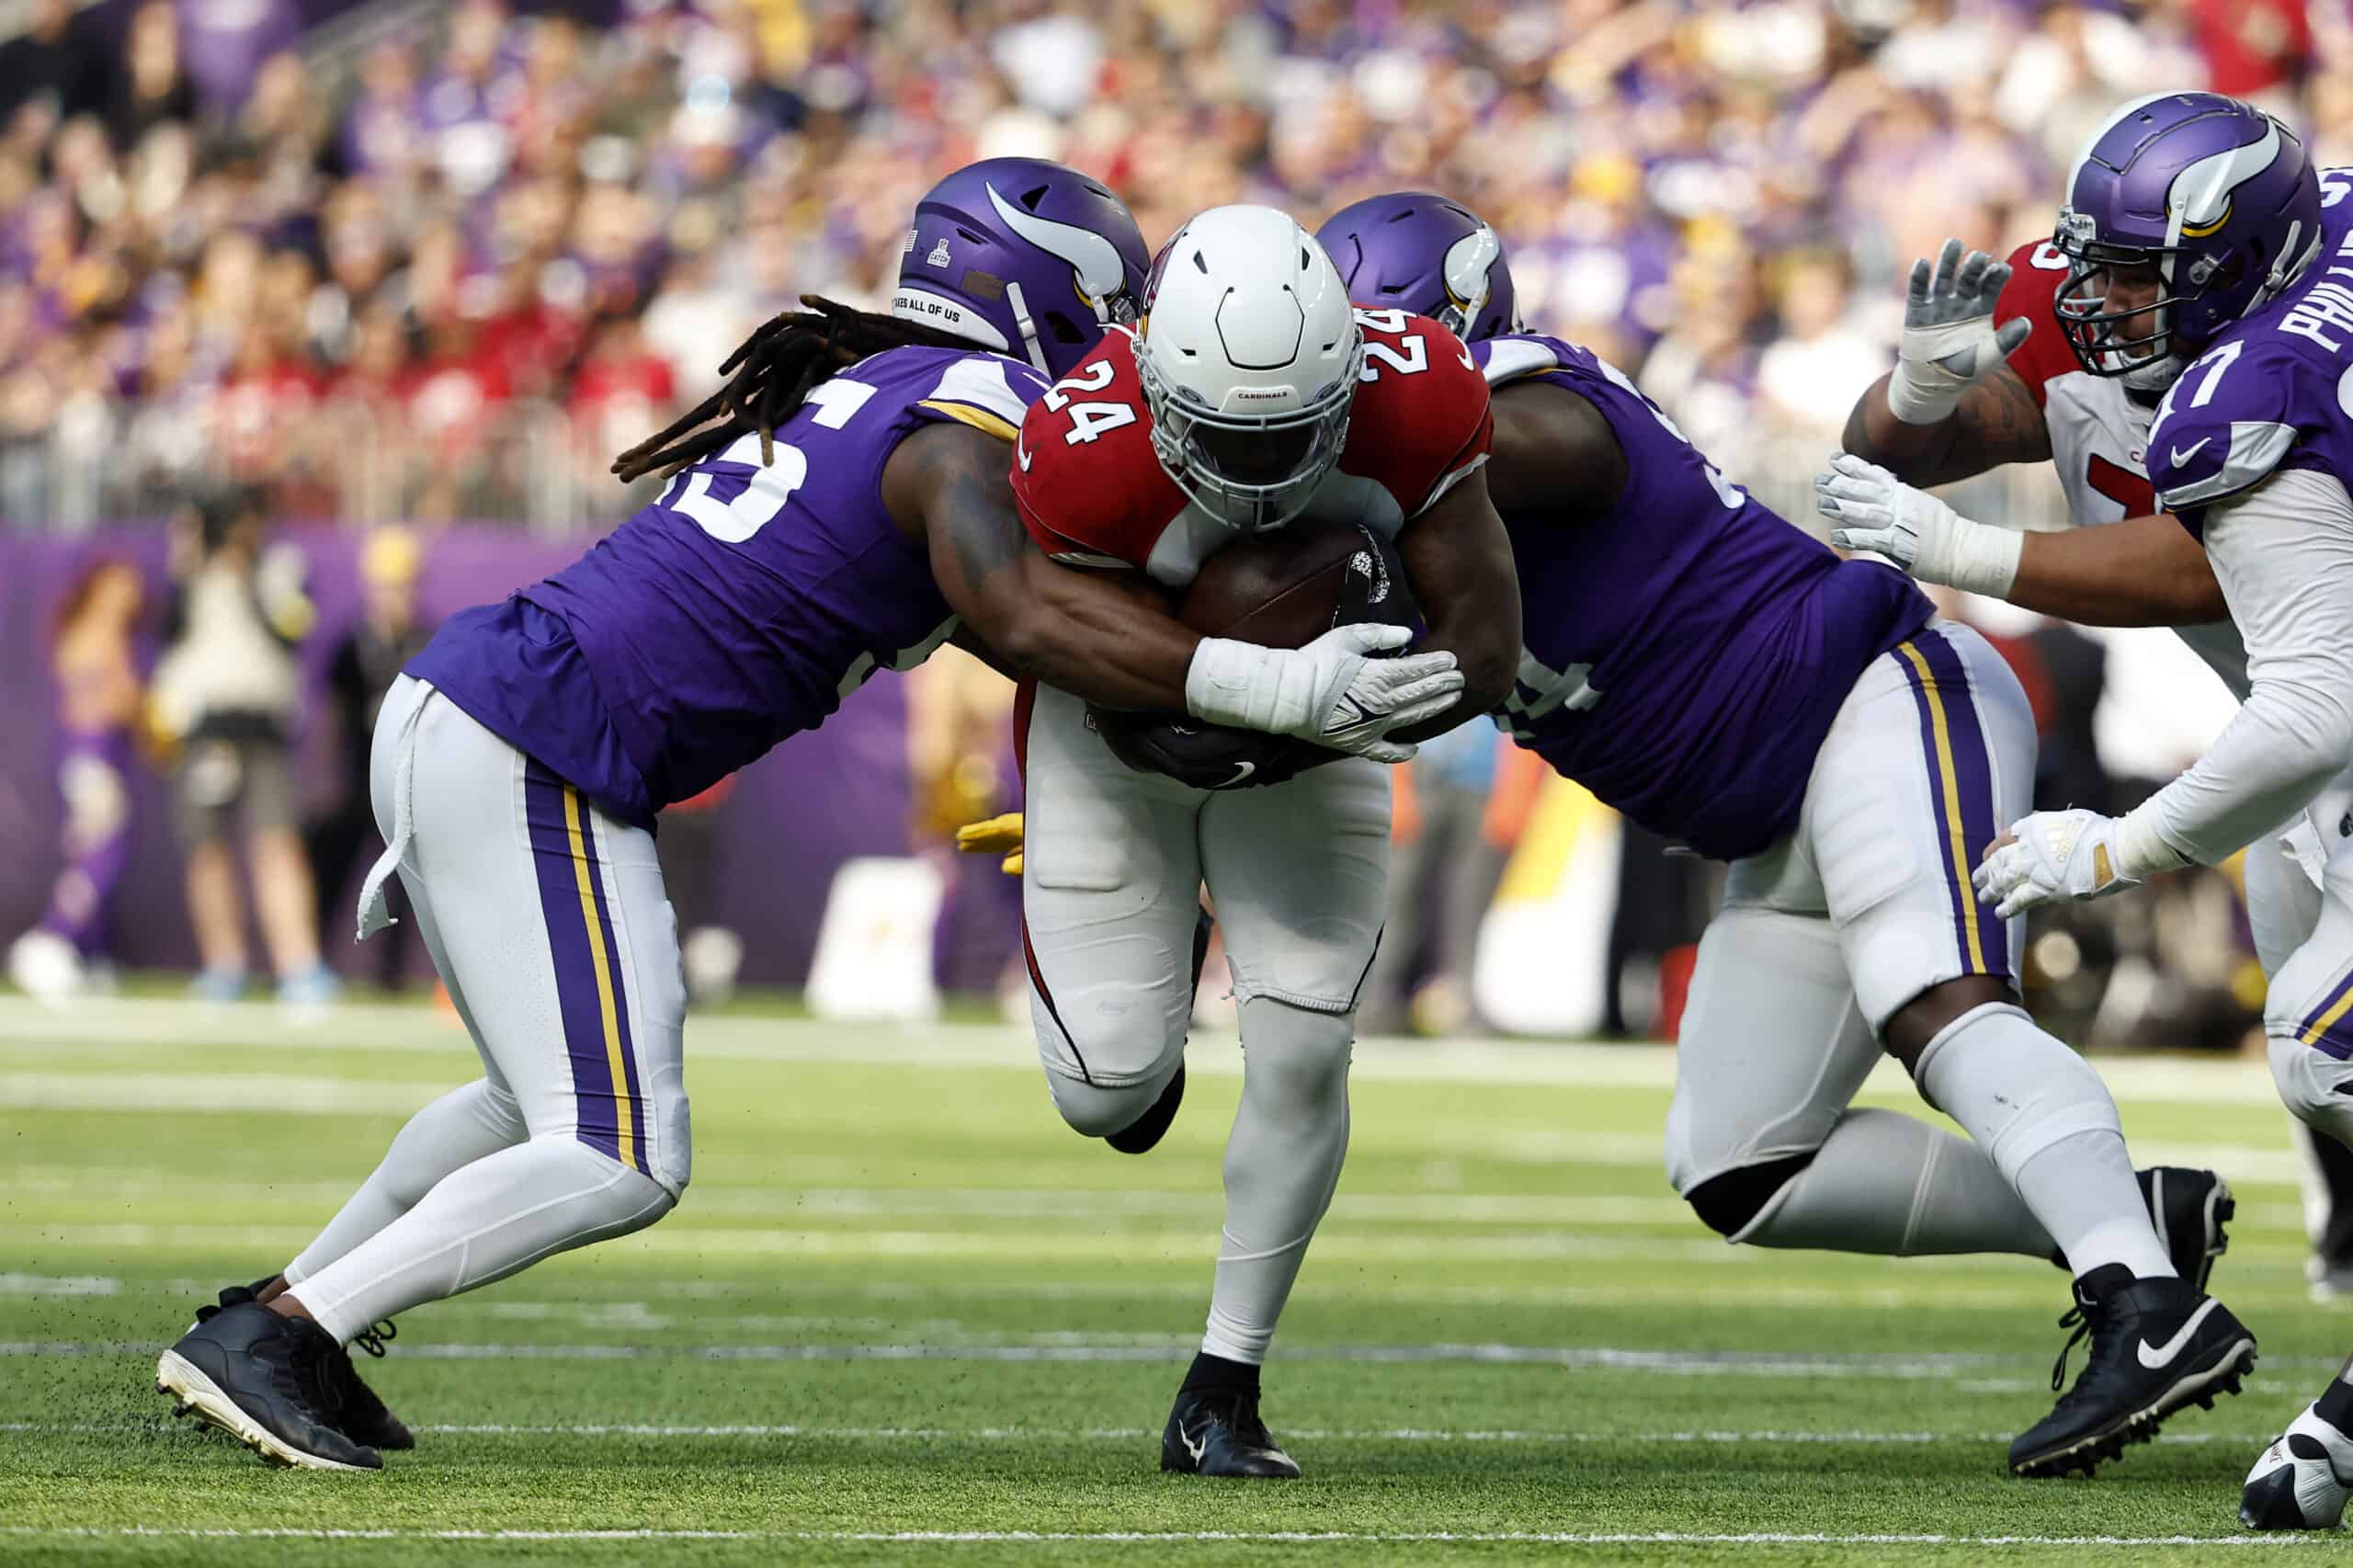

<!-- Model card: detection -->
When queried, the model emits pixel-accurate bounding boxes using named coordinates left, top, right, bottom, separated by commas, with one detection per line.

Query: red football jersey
left=1993, top=238, right=2083, bottom=410
left=1992, top=237, right=2159, bottom=521
left=1012, top=310, right=1493, bottom=587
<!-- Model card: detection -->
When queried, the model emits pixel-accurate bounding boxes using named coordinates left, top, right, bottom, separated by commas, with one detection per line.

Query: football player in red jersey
left=1009, top=204, right=1520, bottom=1478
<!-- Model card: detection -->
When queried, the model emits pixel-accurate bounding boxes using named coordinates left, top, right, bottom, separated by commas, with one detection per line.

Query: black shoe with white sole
left=1162, top=1384, right=1302, bottom=1479
left=2140, top=1167, right=2234, bottom=1291
left=157, top=1301, right=382, bottom=1471
left=2008, top=1264, right=2256, bottom=1478
left=2242, top=1399, right=2353, bottom=1529
left=196, top=1278, right=413, bottom=1451
left=2046, top=1169, right=2234, bottom=1290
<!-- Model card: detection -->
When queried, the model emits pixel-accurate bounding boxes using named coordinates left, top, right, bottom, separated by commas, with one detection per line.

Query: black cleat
left=196, top=1278, right=412, bottom=1450
left=2241, top=1403, right=2353, bottom=1530
left=1108, top=1064, right=1185, bottom=1155
left=2046, top=1168, right=2234, bottom=1290
left=1162, top=1383, right=1302, bottom=1479
left=157, top=1301, right=383, bottom=1471
left=2009, top=1264, right=2256, bottom=1478
left=333, top=1321, right=414, bottom=1451
left=2141, top=1167, right=2234, bottom=1291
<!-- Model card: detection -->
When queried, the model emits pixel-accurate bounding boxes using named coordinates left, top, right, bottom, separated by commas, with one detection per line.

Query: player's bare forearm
left=1390, top=469, right=1522, bottom=742
left=2008, top=512, right=2227, bottom=627
left=1841, top=367, right=2051, bottom=488
left=888, top=423, right=1199, bottom=710
left=994, top=552, right=1203, bottom=710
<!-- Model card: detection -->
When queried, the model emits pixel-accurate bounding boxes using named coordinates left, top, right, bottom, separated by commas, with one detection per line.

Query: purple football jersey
left=2149, top=171, right=2353, bottom=535
left=1476, top=333, right=1933, bottom=860
left=409, top=346, right=1046, bottom=827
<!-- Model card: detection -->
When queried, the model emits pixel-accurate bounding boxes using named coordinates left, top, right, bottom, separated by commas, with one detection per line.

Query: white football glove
left=1887, top=239, right=2033, bottom=426
left=1972, top=808, right=2149, bottom=919
left=1815, top=452, right=2022, bottom=597
left=1186, top=623, right=1464, bottom=765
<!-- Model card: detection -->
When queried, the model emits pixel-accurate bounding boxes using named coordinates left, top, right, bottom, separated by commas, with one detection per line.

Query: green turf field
left=2, top=994, right=2346, bottom=1564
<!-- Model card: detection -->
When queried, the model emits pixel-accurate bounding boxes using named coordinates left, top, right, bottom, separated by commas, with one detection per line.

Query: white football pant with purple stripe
left=282, top=676, right=686, bottom=1344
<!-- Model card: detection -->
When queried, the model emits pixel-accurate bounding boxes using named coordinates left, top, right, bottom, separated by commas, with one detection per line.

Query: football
left=1089, top=522, right=1417, bottom=789
left=1180, top=518, right=1419, bottom=644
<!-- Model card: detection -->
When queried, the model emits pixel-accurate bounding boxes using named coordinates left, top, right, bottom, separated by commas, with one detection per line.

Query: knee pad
left=1682, top=1152, right=1817, bottom=1238
left=1045, top=1058, right=1182, bottom=1141
left=1233, top=996, right=1354, bottom=1111
left=2271, top=1032, right=2353, bottom=1147
left=586, top=1147, right=680, bottom=1231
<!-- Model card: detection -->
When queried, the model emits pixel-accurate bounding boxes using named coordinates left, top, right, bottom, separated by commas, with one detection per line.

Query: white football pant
left=1666, top=621, right=2169, bottom=1278
left=1018, top=682, right=1387, bottom=1364
left=281, top=676, right=686, bottom=1343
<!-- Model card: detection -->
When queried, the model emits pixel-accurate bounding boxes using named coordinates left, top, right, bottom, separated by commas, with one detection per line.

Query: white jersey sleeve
left=2122, top=468, right=2353, bottom=866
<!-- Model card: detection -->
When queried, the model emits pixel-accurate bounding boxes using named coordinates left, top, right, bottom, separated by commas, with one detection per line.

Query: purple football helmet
left=892, top=158, right=1151, bottom=381
left=2052, top=92, right=2322, bottom=389
left=1314, top=192, right=1519, bottom=343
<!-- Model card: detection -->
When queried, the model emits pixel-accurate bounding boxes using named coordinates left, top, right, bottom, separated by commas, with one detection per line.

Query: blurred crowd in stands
left=0, top=0, right=2339, bottom=529
left=0, top=0, right=2330, bottom=1053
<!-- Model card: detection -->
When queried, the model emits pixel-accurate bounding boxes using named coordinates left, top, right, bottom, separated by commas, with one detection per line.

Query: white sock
left=287, top=1137, right=675, bottom=1344
left=284, top=1077, right=528, bottom=1286
left=1734, top=1107, right=2054, bottom=1256
left=1203, top=996, right=1352, bottom=1364
left=1915, top=1001, right=2175, bottom=1280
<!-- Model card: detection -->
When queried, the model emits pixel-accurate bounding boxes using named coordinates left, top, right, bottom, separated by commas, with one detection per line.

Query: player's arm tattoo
left=1842, top=364, right=2052, bottom=487
left=1388, top=465, right=1523, bottom=744
left=884, top=422, right=1199, bottom=712
left=2008, top=510, right=2225, bottom=626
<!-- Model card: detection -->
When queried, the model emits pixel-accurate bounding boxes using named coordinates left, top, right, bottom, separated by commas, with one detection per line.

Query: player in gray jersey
left=1322, top=191, right=2253, bottom=1480
left=1818, top=91, right=2353, bottom=1528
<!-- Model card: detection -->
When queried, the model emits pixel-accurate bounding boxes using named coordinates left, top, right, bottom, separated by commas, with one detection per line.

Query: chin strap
left=1005, top=280, right=1050, bottom=375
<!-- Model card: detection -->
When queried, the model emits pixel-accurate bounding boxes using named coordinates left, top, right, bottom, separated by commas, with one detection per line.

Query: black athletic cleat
left=2009, top=1264, right=2256, bottom=1478
left=196, top=1279, right=412, bottom=1450
left=2045, top=1169, right=2234, bottom=1290
left=157, top=1301, right=383, bottom=1471
left=2141, top=1167, right=2234, bottom=1291
left=1108, top=1064, right=1185, bottom=1154
left=333, top=1321, right=414, bottom=1450
left=1162, top=1383, right=1302, bottom=1479
left=2242, top=1403, right=2353, bottom=1529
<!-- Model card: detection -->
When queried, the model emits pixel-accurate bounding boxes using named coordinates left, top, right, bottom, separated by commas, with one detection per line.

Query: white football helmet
left=1132, top=205, right=1366, bottom=531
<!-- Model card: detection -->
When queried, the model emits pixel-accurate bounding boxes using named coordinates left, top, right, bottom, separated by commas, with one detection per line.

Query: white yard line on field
left=0, top=994, right=2294, bottom=1104
left=0, top=1419, right=2286, bottom=1446
left=3, top=1336, right=2337, bottom=1381
left=0, top=1526, right=2330, bottom=1548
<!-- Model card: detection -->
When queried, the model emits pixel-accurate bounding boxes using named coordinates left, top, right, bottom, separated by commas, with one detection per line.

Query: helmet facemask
left=1134, top=329, right=1366, bottom=533
left=2052, top=216, right=2200, bottom=392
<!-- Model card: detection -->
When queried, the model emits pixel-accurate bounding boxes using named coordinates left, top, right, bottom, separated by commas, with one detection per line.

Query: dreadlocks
left=611, top=295, right=981, bottom=483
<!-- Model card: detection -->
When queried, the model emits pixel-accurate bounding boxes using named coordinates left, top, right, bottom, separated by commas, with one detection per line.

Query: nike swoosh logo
left=2169, top=437, right=2211, bottom=467
left=1332, top=696, right=1375, bottom=732
left=2137, top=1298, right=2223, bottom=1369
left=1219, top=761, right=1256, bottom=789
left=1181, top=1422, right=1208, bottom=1462
left=1456, top=346, right=1476, bottom=369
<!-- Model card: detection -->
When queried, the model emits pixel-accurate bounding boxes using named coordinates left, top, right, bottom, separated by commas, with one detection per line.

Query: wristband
left=1885, top=361, right=1963, bottom=426
left=2113, top=801, right=2196, bottom=879
left=1185, top=637, right=1296, bottom=733
left=1939, top=516, right=2025, bottom=599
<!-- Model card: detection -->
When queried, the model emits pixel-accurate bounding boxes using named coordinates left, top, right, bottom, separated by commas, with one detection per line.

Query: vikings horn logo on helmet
left=1439, top=225, right=1501, bottom=335
left=985, top=183, right=1139, bottom=322
left=2165, top=115, right=2279, bottom=244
